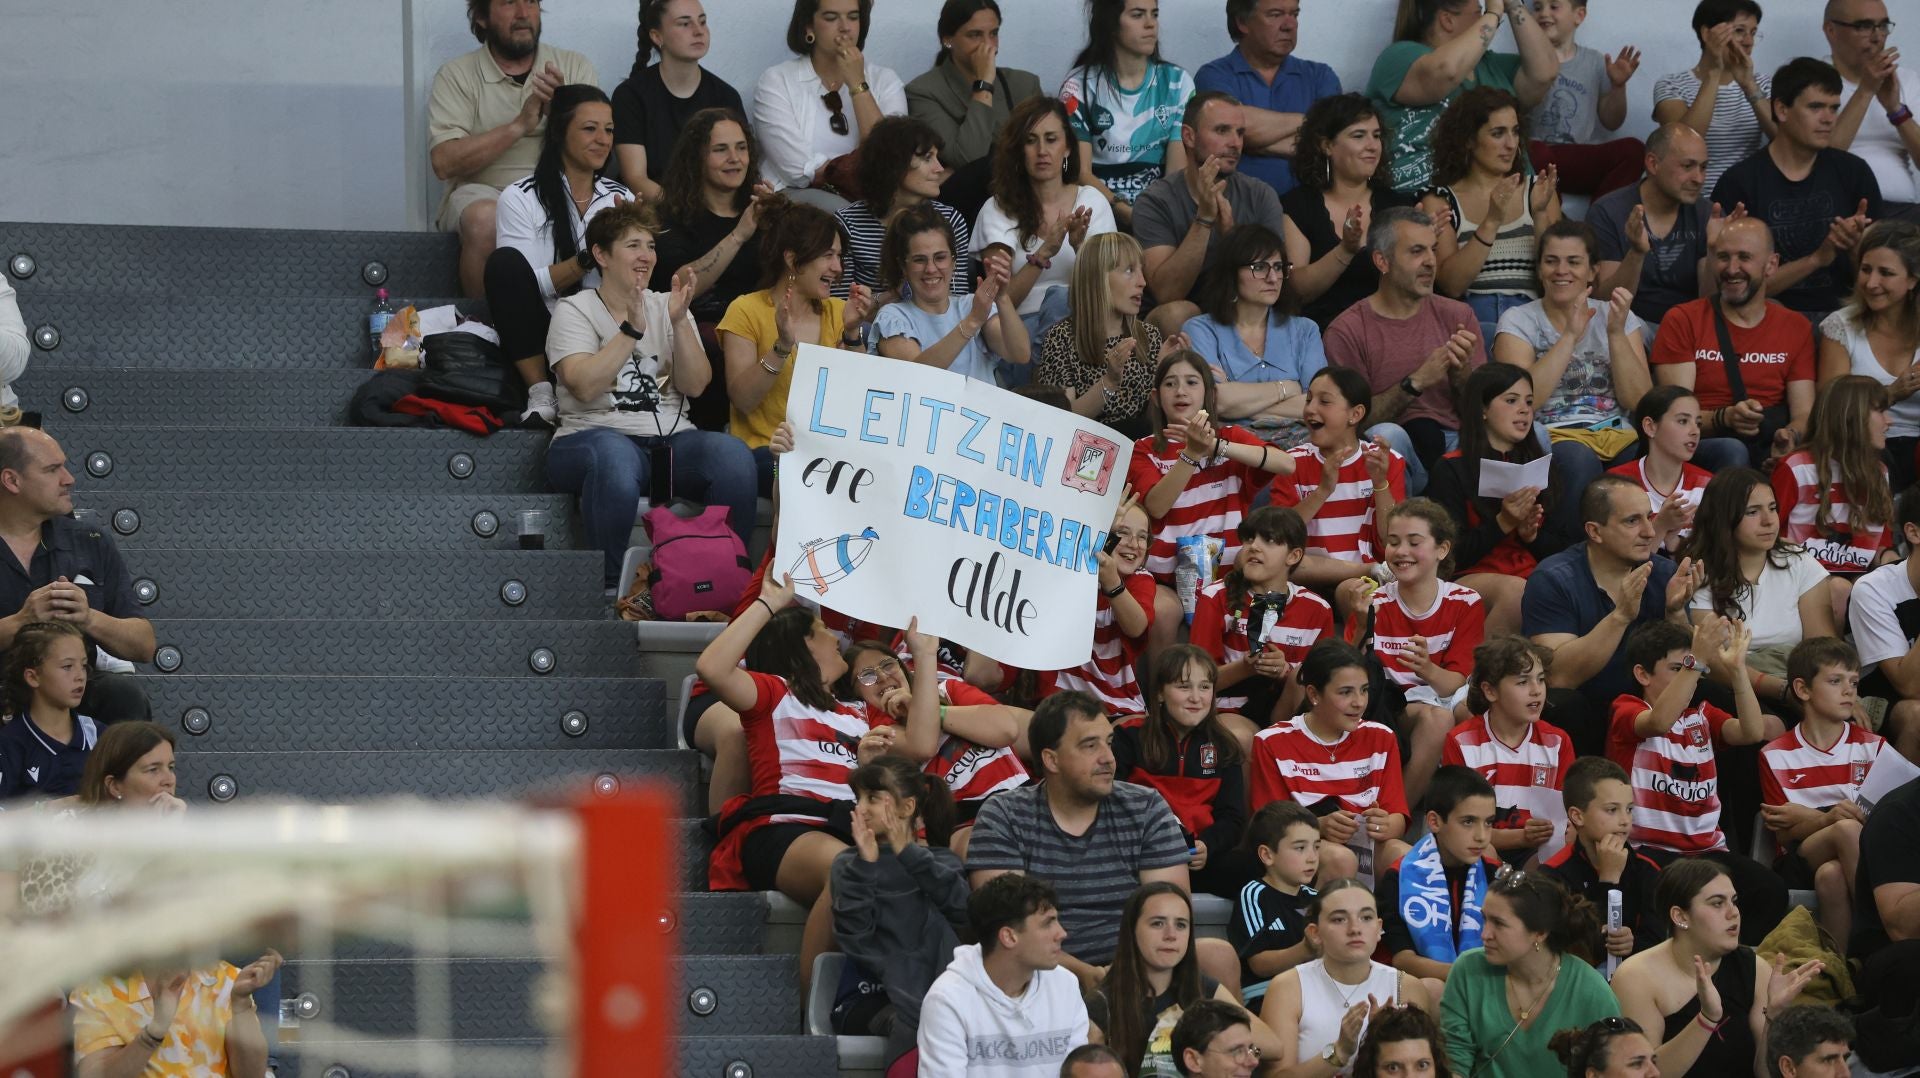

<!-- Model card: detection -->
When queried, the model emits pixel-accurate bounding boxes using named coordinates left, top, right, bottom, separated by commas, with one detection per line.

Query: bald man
left=0, top=428, right=156, bottom=727
left=1824, top=0, right=1920, bottom=221
left=1590, top=123, right=1723, bottom=326
left=1649, top=216, right=1816, bottom=469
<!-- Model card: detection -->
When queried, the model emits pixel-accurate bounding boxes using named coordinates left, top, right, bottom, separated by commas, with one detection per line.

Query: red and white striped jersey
left=1368, top=580, right=1485, bottom=692
left=1441, top=716, right=1575, bottom=857
left=866, top=674, right=1029, bottom=805
left=1249, top=716, right=1411, bottom=818
left=1047, top=569, right=1158, bottom=715
left=1771, top=450, right=1893, bottom=573
left=738, top=670, right=870, bottom=806
left=1609, top=458, right=1712, bottom=548
left=1129, top=425, right=1269, bottom=585
left=1759, top=721, right=1886, bottom=811
left=1268, top=444, right=1408, bottom=563
left=1606, top=694, right=1731, bottom=854
left=1190, top=580, right=1335, bottom=711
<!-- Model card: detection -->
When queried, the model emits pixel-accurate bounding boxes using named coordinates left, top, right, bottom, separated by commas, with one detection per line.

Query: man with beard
left=428, top=0, right=597, bottom=298
left=1193, top=0, right=1342, bottom=198
left=1713, top=58, right=1882, bottom=322
left=1590, top=123, right=1721, bottom=327
left=1649, top=216, right=1816, bottom=468
left=1133, top=92, right=1291, bottom=336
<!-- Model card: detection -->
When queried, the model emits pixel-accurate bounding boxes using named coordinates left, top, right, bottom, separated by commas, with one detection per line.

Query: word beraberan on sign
left=777, top=344, right=1131, bottom=671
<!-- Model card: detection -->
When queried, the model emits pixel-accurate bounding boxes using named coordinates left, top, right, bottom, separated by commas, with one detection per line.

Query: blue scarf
left=1399, top=831, right=1490, bottom=963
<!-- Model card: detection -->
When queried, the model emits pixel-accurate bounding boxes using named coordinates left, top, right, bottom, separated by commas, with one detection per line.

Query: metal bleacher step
left=127, top=549, right=605, bottom=620
left=72, top=491, right=580, bottom=550
left=679, top=892, right=774, bottom=955
left=145, top=675, right=669, bottom=753
left=18, top=366, right=370, bottom=427
left=143, top=619, right=637, bottom=679
left=2, top=220, right=461, bottom=298
left=681, top=1036, right=841, bottom=1077
left=16, top=294, right=468, bottom=369
left=178, top=747, right=699, bottom=805
left=47, top=424, right=548, bottom=493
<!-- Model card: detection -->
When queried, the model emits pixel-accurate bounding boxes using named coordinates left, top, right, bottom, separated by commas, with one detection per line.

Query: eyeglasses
left=854, top=657, right=903, bottom=686
left=1241, top=260, right=1290, bottom=277
left=1207, top=1044, right=1263, bottom=1061
left=821, top=89, right=850, bottom=137
left=1828, top=18, right=1894, bottom=35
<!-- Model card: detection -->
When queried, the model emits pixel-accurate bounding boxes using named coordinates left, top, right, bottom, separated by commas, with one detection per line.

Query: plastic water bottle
left=368, top=288, right=394, bottom=357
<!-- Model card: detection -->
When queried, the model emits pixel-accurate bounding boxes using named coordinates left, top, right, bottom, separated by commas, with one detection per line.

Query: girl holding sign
left=1034, top=489, right=1158, bottom=717
left=718, top=199, right=876, bottom=494
left=872, top=203, right=1030, bottom=384
left=695, top=571, right=943, bottom=987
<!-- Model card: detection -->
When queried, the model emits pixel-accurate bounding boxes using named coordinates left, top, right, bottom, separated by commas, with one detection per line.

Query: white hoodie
left=916, top=943, right=1091, bottom=1078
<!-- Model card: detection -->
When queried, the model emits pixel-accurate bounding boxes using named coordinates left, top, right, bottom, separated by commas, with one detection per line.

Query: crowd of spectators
left=7, top=0, right=1920, bottom=1073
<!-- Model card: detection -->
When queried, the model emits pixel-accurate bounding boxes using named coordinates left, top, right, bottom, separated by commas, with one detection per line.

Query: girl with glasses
left=1651, top=0, right=1775, bottom=193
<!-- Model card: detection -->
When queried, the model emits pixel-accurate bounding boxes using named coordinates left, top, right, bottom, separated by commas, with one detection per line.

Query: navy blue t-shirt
left=0, top=712, right=99, bottom=801
left=1522, top=547, right=1678, bottom=701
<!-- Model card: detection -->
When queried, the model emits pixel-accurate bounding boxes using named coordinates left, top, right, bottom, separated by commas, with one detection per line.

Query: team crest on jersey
left=1200, top=744, right=1218, bottom=771
left=1853, top=761, right=1870, bottom=786
left=1534, top=765, right=1552, bottom=787
left=1688, top=724, right=1708, bottom=748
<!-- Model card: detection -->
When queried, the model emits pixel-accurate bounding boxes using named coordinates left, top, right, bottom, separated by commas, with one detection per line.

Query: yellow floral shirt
left=70, top=963, right=241, bottom=1076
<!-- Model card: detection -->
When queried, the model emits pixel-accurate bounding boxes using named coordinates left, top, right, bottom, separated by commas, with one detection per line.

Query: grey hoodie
left=915, top=943, right=1091, bottom=1078
left=831, top=842, right=970, bottom=1064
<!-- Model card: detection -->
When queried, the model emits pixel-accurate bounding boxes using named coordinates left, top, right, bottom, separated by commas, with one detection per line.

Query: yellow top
left=717, top=289, right=847, bottom=449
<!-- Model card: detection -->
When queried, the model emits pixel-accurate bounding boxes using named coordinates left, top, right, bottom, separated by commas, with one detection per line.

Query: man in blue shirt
left=1193, top=0, right=1340, bottom=196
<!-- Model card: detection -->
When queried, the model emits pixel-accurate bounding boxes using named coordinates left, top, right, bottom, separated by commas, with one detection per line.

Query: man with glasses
left=1825, top=0, right=1920, bottom=222
left=1171, top=1000, right=1262, bottom=1078
left=1652, top=0, right=1774, bottom=194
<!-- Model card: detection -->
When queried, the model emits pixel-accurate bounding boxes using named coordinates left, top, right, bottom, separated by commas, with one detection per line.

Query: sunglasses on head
left=822, top=89, right=850, bottom=137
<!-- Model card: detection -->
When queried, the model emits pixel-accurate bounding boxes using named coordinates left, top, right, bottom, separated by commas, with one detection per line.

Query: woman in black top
left=611, top=0, right=744, bottom=201
left=1279, top=94, right=1415, bottom=330
left=1610, top=859, right=1823, bottom=1078
left=653, top=107, right=772, bottom=430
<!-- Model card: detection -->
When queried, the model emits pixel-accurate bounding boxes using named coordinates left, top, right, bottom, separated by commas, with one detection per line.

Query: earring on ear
left=1678, top=920, right=1689, bottom=929
left=805, top=30, right=816, bottom=44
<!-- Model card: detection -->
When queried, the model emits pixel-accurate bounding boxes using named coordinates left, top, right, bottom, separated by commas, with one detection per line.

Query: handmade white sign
left=777, top=344, right=1131, bottom=670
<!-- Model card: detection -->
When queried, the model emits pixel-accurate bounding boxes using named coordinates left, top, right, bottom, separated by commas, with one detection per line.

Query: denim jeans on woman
left=546, top=427, right=759, bottom=586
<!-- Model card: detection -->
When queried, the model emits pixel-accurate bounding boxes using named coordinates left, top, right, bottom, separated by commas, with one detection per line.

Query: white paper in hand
left=1477, top=454, right=1553, bottom=499
left=1856, top=749, right=1920, bottom=815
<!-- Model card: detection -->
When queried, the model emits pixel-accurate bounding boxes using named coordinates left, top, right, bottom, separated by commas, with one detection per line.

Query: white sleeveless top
left=1296, top=958, right=1402, bottom=1076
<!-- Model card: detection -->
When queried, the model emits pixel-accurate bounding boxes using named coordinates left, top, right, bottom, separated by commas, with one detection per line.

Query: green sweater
left=1439, top=949, right=1620, bottom=1078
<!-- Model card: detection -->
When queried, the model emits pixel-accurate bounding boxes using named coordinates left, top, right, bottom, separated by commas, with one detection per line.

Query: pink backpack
left=641, top=504, right=751, bottom=621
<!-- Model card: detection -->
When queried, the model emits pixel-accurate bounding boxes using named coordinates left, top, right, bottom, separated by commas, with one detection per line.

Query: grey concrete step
left=144, top=619, right=637, bottom=678
left=127, top=549, right=605, bottom=620
left=177, top=747, right=698, bottom=805
left=2, top=220, right=461, bottom=298
left=17, top=366, right=368, bottom=427
left=71, top=491, right=579, bottom=550
left=45, top=424, right=548, bottom=493
left=147, top=675, right=669, bottom=753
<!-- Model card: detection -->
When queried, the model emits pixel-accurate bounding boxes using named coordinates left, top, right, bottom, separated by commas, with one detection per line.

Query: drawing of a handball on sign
left=790, top=527, right=880, bottom=595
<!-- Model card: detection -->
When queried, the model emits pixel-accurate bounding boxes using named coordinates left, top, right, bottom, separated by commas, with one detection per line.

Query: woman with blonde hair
left=1032, top=231, right=1182, bottom=438
left=1816, top=219, right=1920, bottom=490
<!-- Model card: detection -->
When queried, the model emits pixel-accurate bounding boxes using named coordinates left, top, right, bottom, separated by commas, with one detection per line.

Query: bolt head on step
left=32, top=324, right=59, bottom=351
left=528, top=647, right=555, bottom=674
left=112, top=509, right=140, bottom=535
left=208, top=774, right=237, bottom=802
left=153, top=645, right=182, bottom=672
left=181, top=708, right=211, bottom=735
left=294, top=993, right=321, bottom=1020
left=592, top=773, right=620, bottom=798
left=62, top=387, right=88, bottom=413
left=322, top=1067, right=351, bottom=1078
left=500, top=579, right=526, bottom=606
left=561, top=709, right=587, bottom=737
left=132, top=578, right=157, bottom=605
left=85, top=452, right=112, bottom=478
left=471, top=510, right=499, bottom=538
left=360, top=261, right=388, bottom=286
left=687, top=986, right=717, bottom=1016
left=8, top=253, right=35, bottom=280
left=447, top=452, right=475, bottom=479
left=725, top=1062, right=753, bottom=1078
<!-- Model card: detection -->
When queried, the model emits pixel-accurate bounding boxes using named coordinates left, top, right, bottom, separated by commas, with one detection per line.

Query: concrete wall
left=0, top=0, right=1892, bottom=231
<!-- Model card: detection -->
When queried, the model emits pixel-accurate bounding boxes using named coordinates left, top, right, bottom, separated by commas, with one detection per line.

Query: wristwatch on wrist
left=1323, top=1043, right=1349, bottom=1067
left=970, top=79, right=993, bottom=95
left=851, top=81, right=871, bottom=96
left=1681, top=653, right=1710, bottom=676
left=1103, top=581, right=1128, bottom=599
left=1399, top=373, right=1422, bottom=397
left=618, top=320, right=644, bottom=341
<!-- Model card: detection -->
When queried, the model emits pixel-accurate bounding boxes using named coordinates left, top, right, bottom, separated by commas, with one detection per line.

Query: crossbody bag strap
left=1709, top=294, right=1749, bottom=403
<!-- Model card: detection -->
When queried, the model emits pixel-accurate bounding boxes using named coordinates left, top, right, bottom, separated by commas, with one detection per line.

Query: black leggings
left=482, top=246, right=553, bottom=369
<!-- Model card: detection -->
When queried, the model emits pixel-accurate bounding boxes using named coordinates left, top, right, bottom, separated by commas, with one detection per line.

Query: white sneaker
left=521, top=381, right=557, bottom=427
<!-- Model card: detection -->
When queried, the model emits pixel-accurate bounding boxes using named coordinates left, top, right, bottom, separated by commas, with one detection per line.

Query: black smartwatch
left=1103, top=582, right=1128, bottom=599
left=1399, top=374, right=1422, bottom=397
left=618, top=320, right=645, bottom=341
left=970, top=79, right=994, bottom=95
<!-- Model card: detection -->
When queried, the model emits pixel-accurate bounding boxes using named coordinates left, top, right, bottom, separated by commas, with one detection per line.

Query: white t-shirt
left=1688, top=546, right=1830, bottom=649
left=1820, top=306, right=1920, bottom=439
left=1837, top=65, right=1920, bottom=204
left=970, top=186, right=1117, bottom=317
left=1652, top=69, right=1774, bottom=193
left=1495, top=298, right=1647, bottom=427
left=1849, top=559, right=1920, bottom=671
left=544, top=287, right=695, bottom=438
left=494, top=173, right=631, bottom=307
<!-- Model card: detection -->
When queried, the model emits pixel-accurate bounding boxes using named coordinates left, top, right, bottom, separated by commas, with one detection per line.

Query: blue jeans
left=1548, top=435, right=1638, bottom=541
left=1468, top=292, right=1534, bottom=347
left=546, top=427, right=759, bottom=586
left=1693, top=436, right=1751, bottom=474
left=1367, top=423, right=1460, bottom=495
